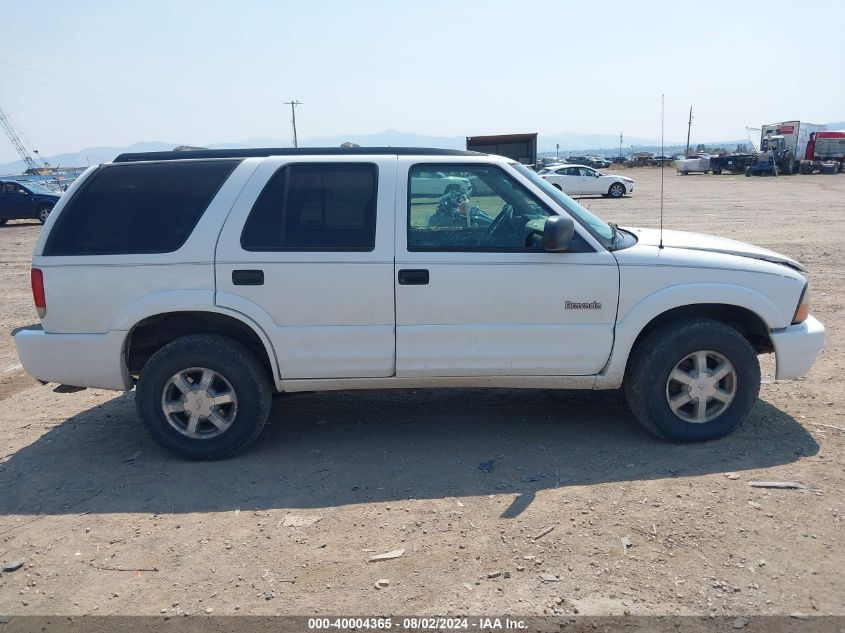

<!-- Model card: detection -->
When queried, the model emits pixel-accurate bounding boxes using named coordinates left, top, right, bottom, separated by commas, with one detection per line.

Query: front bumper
left=770, top=315, right=825, bottom=380
left=13, top=325, right=131, bottom=391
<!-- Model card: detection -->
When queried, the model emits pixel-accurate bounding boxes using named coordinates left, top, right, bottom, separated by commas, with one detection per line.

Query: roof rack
left=112, top=147, right=484, bottom=163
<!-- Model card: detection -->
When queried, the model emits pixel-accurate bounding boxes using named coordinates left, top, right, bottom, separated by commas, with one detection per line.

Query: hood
left=626, top=227, right=806, bottom=272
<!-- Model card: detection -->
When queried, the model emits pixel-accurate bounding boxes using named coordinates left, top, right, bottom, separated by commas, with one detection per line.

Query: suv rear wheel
left=625, top=319, right=760, bottom=442
left=136, top=334, right=272, bottom=459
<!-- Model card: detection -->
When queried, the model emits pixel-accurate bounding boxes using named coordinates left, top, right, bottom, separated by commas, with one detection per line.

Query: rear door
left=215, top=156, right=397, bottom=379
left=556, top=167, right=583, bottom=194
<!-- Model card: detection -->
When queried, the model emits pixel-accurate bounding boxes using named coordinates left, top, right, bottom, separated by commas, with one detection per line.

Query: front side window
left=408, top=164, right=551, bottom=251
left=241, top=163, right=377, bottom=251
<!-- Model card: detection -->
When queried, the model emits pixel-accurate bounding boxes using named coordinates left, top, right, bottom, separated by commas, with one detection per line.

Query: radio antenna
left=659, top=93, right=665, bottom=250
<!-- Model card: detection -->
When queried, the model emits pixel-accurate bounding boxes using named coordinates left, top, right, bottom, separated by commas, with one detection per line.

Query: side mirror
left=542, top=215, right=575, bottom=252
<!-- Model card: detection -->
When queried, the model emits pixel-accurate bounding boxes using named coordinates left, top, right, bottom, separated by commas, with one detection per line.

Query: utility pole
left=619, top=132, right=623, bottom=159
left=685, top=105, right=693, bottom=157
left=555, top=143, right=559, bottom=160
left=284, top=100, right=302, bottom=147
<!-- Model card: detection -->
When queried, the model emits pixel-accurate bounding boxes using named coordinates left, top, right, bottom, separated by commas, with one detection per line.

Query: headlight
left=792, top=283, right=810, bottom=324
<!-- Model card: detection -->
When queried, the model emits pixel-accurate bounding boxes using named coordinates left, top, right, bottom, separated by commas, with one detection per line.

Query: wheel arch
left=123, top=309, right=279, bottom=387
left=627, top=303, right=773, bottom=361
left=599, top=285, right=783, bottom=387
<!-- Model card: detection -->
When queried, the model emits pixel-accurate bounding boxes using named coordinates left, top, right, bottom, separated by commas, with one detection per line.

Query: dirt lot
left=0, top=167, right=843, bottom=618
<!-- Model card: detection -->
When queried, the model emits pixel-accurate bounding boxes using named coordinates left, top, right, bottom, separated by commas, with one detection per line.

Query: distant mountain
left=0, top=141, right=175, bottom=175
left=1, top=122, right=841, bottom=174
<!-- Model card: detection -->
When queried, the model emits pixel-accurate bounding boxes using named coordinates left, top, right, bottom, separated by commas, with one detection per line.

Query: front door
left=215, top=157, right=397, bottom=379
left=579, top=167, right=603, bottom=194
left=1, top=182, right=29, bottom=217
left=395, top=161, right=619, bottom=377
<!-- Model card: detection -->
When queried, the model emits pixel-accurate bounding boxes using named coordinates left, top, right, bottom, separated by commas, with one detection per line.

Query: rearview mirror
left=542, top=215, right=575, bottom=252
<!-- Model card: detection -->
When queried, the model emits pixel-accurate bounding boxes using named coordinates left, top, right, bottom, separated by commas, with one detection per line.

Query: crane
left=745, top=126, right=762, bottom=153
left=0, top=105, right=46, bottom=173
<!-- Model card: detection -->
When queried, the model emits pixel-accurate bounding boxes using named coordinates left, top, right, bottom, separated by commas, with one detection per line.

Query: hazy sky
left=0, top=0, right=843, bottom=162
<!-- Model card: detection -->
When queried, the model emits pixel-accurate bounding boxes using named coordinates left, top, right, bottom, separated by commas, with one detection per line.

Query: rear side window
left=241, top=163, right=377, bottom=251
left=44, top=160, right=238, bottom=256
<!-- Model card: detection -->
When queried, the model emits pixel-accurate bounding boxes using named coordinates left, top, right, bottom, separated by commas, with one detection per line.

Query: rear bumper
left=770, top=315, right=825, bottom=380
left=13, top=326, right=131, bottom=391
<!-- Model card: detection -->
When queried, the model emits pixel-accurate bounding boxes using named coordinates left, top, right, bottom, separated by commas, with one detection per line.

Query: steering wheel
left=478, top=203, right=513, bottom=246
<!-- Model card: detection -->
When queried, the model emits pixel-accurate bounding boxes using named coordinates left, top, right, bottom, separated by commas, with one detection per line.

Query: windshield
left=19, top=181, right=54, bottom=194
left=510, top=162, right=614, bottom=243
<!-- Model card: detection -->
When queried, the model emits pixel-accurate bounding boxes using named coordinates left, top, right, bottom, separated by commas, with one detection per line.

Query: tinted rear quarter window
left=44, top=160, right=239, bottom=256
left=241, top=163, right=377, bottom=251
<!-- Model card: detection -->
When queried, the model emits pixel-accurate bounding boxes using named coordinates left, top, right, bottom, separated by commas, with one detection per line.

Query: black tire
left=552, top=183, right=562, bottom=191
left=135, top=334, right=272, bottom=460
left=0, top=219, right=7, bottom=227
left=624, top=319, right=760, bottom=442
left=745, top=167, right=752, bottom=177
left=608, top=182, right=625, bottom=198
left=713, top=169, right=722, bottom=175
left=37, top=205, right=52, bottom=224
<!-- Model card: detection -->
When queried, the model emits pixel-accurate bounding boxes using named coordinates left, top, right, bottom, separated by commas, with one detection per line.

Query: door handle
left=398, top=269, right=429, bottom=285
left=232, top=269, right=264, bottom=286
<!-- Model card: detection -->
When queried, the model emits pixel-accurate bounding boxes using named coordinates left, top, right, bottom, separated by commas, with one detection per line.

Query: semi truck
left=745, top=121, right=826, bottom=176
left=757, top=121, right=826, bottom=175
left=800, top=131, right=845, bottom=174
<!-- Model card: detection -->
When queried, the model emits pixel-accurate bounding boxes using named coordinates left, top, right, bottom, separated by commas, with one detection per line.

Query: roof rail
left=113, top=147, right=485, bottom=163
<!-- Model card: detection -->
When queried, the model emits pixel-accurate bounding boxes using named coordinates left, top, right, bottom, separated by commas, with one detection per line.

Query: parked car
left=0, top=180, right=61, bottom=225
left=675, top=154, right=711, bottom=174
left=14, top=147, right=824, bottom=459
left=408, top=169, right=471, bottom=196
left=538, top=164, right=633, bottom=197
left=626, top=153, right=657, bottom=167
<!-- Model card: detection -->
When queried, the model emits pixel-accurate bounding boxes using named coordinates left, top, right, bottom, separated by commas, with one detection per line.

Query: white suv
left=14, top=147, right=824, bottom=459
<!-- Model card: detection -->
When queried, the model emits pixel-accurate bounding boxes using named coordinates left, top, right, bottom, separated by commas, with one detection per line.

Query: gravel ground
left=0, top=167, right=843, bottom=618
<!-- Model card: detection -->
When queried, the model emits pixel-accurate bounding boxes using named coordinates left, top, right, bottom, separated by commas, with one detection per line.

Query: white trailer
left=760, top=121, right=826, bottom=173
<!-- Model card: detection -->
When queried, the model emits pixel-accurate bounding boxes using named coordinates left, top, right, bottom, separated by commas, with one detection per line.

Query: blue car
left=0, top=180, right=62, bottom=226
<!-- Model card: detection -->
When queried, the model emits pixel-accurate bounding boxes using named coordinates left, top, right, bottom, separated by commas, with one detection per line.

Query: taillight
left=792, top=283, right=809, bottom=324
left=31, top=267, right=46, bottom=319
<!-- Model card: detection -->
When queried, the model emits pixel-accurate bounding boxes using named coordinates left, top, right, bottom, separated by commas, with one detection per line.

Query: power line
left=0, top=60, right=261, bottom=112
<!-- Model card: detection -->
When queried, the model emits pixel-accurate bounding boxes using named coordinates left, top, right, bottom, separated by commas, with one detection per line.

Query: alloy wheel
left=665, top=350, right=737, bottom=424
left=160, top=367, right=238, bottom=439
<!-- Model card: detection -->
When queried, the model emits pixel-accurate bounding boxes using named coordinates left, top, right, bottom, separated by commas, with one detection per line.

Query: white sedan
left=538, top=164, right=633, bottom=198
left=410, top=170, right=472, bottom=197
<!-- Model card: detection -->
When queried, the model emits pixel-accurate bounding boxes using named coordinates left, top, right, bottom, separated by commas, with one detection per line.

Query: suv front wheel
left=625, top=319, right=760, bottom=441
left=136, top=334, right=272, bottom=459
